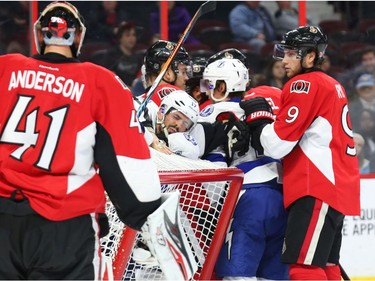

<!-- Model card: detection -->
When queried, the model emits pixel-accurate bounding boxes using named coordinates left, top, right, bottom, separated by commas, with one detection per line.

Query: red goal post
left=101, top=149, right=244, bottom=280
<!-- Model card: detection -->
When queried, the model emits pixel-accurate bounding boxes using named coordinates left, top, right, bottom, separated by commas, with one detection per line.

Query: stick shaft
left=340, top=263, right=351, bottom=281
left=137, top=1, right=216, bottom=118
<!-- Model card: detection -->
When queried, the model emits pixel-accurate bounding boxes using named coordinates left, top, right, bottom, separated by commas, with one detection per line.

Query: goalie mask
left=201, top=58, right=249, bottom=102
left=158, top=90, right=199, bottom=136
left=144, top=40, right=191, bottom=80
left=34, top=1, right=86, bottom=57
left=273, top=25, right=327, bottom=65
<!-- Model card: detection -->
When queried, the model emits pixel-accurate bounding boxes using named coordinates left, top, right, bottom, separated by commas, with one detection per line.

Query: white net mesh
left=149, top=148, right=225, bottom=171
left=101, top=149, right=243, bottom=280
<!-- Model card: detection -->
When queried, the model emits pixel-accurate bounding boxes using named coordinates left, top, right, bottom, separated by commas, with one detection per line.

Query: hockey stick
left=137, top=1, right=217, bottom=118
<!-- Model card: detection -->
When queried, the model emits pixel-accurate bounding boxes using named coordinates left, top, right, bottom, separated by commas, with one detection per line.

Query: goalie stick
left=137, top=0, right=217, bottom=118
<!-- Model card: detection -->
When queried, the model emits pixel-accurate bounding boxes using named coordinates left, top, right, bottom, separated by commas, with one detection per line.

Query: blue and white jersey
left=198, top=98, right=282, bottom=186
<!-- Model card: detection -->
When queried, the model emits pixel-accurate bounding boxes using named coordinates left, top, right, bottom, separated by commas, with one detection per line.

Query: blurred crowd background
left=1, top=0, right=375, bottom=174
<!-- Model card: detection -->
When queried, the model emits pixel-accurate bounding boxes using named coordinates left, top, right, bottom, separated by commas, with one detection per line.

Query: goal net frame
left=101, top=150, right=244, bottom=280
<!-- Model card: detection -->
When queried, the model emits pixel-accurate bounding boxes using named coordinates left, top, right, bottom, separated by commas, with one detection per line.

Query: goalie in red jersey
left=0, top=1, right=163, bottom=279
left=230, top=26, right=360, bottom=280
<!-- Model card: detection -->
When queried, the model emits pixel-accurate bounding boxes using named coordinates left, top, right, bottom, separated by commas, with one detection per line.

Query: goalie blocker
left=140, top=191, right=198, bottom=280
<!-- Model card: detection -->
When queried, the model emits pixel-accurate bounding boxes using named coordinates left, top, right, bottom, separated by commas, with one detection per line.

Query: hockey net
left=101, top=148, right=244, bottom=280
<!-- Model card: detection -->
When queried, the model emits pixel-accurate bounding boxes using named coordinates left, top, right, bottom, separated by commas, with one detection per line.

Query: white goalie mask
left=34, top=1, right=86, bottom=57
left=201, top=58, right=249, bottom=102
left=159, top=90, right=199, bottom=135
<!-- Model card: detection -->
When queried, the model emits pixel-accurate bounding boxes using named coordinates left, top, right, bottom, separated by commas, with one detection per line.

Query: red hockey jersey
left=245, top=85, right=282, bottom=115
left=260, top=71, right=360, bottom=215
left=141, top=83, right=180, bottom=107
left=0, top=54, right=161, bottom=227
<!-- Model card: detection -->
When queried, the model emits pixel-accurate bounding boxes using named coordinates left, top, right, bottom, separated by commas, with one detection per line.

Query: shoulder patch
left=183, top=132, right=198, bottom=146
left=157, top=87, right=175, bottom=100
left=199, top=104, right=214, bottom=117
left=290, top=80, right=311, bottom=94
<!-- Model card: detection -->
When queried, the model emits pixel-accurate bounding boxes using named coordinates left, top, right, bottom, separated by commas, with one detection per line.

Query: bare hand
left=151, top=139, right=173, bottom=154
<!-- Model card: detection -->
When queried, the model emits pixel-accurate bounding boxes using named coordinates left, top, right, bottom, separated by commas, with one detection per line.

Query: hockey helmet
left=190, top=56, right=207, bottom=78
left=273, top=26, right=328, bottom=64
left=207, top=48, right=249, bottom=69
left=34, top=1, right=86, bottom=57
left=159, top=90, right=199, bottom=130
left=185, top=56, right=206, bottom=95
left=201, top=58, right=249, bottom=102
left=144, top=40, right=191, bottom=76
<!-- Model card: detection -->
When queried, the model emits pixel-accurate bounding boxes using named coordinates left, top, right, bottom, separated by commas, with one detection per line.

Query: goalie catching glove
left=216, top=112, right=251, bottom=162
left=240, top=97, right=275, bottom=157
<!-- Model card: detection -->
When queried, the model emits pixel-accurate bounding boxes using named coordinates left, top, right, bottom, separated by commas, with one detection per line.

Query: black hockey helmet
left=186, top=56, right=206, bottom=95
left=207, top=48, right=249, bottom=69
left=190, top=56, right=206, bottom=78
left=274, top=26, right=328, bottom=64
left=144, top=40, right=191, bottom=76
left=34, top=1, right=86, bottom=57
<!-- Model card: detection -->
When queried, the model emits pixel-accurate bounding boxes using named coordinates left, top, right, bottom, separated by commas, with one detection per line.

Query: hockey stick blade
left=137, top=1, right=217, bottom=118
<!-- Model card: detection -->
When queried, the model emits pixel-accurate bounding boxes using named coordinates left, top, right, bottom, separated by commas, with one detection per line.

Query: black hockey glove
left=216, top=112, right=251, bottom=162
left=240, top=97, right=275, bottom=157
left=240, top=97, right=275, bottom=129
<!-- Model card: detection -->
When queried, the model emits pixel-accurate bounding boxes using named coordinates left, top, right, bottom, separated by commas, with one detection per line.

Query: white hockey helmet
left=201, top=58, right=249, bottom=102
left=34, top=1, right=86, bottom=57
left=159, top=90, right=199, bottom=130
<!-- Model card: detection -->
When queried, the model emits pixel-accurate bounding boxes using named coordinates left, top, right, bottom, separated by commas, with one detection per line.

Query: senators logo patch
left=166, top=42, right=174, bottom=50
left=192, top=64, right=202, bottom=74
left=224, top=51, right=233, bottom=59
left=157, top=88, right=175, bottom=100
left=309, top=26, right=318, bottom=33
left=290, top=80, right=311, bottom=94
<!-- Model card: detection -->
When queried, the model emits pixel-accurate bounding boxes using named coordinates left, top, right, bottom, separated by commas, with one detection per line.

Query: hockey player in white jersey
left=135, top=90, right=202, bottom=159
left=198, top=58, right=289, bottom=279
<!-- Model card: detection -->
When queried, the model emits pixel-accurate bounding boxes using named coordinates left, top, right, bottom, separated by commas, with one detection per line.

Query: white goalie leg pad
left=141, top=191, right=198, bottom=280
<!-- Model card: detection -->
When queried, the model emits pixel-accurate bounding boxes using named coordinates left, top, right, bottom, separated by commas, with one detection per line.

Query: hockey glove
left=240, top=97, right=275, bottom=157
left=240, top=97, right=275, bottom=129
left=216, top=112, right=251, bottom=161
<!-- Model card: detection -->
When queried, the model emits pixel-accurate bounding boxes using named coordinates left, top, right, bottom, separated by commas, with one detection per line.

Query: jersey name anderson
left=8, top=69, right=85, bottom=103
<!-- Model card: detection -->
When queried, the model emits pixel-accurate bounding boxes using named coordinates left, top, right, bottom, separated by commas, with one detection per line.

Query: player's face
left=282, top=49, right=302, bottom=78
left=191, top=86, right=205, bottom=102
left=174, top=63, right=191, bottom=90
left=164, top=110, right=193, bottom=133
